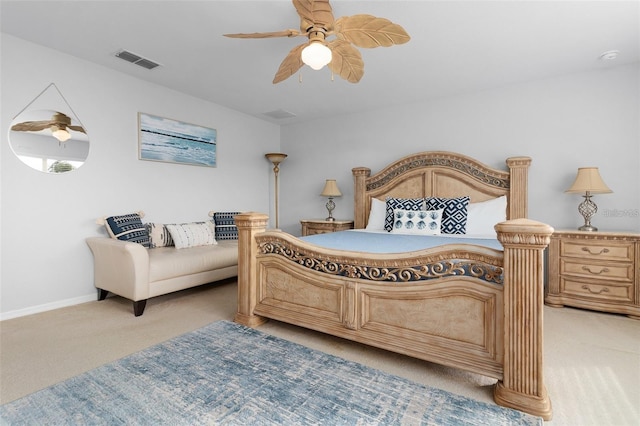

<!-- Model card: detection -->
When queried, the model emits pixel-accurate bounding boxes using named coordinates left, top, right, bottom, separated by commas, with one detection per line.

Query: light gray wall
left=2, top=33, right=638, bottom=319
left=0, top=35, right=281, bottom=318
left=279, top=64, right=640, bottom=237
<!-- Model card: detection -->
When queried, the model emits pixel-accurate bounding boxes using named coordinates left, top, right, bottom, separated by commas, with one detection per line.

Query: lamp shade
left=320, top=179, right=342, bottom=197
left=565, top=167, right=612, bottom=194
left=301, top=42, right=332, bottom=70
left=51, top=126, right=71, bottom=142
left=265, top=152, right=287, bottom=165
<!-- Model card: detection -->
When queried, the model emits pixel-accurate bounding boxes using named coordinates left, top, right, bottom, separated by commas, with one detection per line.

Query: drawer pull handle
left=581, top=266, right=610, bottom=275
left=581, top=285, right=610, bottom=295
left=581, top=247, right=609, bottom=255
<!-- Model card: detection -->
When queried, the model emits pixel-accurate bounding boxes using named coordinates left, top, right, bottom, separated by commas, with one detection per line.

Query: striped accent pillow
left=104, top=213, right=150, bottom=247
left=212, top=212, right=241, bottom=240
left=145, top=223, right=174, bottom=248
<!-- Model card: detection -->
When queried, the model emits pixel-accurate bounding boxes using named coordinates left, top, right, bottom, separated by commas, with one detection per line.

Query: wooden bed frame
left=235, top=151, right=553, bottom=420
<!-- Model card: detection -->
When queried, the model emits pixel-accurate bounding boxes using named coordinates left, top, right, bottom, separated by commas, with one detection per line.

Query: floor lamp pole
left=265, top=153, right=287, bottom=228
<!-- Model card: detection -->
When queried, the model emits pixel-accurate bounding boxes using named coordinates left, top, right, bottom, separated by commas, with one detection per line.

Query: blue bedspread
left=301, top=230, right=503, bottom=253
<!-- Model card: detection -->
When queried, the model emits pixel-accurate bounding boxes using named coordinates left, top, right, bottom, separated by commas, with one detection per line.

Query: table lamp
left=320, top=179, right=342, bottom=221
left=565, top=167, right=612, bottom=231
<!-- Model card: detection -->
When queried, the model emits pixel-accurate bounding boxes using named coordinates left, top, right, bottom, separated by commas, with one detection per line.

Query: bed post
left=494, top=218, right=554, bottom=421
left=234, top=212, right=269, bottom=328
left=506, top=157, right=531, bottom=219
left=352, top=167, right=371, bottom=229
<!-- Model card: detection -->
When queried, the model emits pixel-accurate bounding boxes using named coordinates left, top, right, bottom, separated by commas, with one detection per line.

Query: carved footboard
left=234, top=212, right=553, bottom=420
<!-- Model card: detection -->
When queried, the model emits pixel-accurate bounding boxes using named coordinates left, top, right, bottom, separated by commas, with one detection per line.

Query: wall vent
left=114, top=50, right=161, bottom=70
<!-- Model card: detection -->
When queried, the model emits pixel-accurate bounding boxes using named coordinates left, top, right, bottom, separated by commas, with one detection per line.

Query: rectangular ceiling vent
left=115, top=49, right=161, bottom=70
left=263, top=109, right=297, bottom=119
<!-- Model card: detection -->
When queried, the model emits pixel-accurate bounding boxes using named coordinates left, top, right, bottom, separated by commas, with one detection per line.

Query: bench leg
left=133, top=300, right=147, bottom=317
left=97, top=289, right=109, bottom=301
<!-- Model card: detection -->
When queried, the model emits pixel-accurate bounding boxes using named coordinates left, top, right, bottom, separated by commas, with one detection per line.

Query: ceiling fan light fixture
left=301, top=41, right=332, bottom=71
left=225, top=0, right=410, bottom=83
left=51, top=126, right=71, bottom=142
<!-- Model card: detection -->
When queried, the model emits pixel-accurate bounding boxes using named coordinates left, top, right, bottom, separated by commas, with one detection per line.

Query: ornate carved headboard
left=352, top=151, right=531, bottom=229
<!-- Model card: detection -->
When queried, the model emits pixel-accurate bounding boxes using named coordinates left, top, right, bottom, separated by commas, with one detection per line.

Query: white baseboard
left=0, top=294, right=96, bottom=321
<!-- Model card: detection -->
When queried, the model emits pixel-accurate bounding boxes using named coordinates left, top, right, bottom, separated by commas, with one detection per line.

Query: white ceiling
left=1, top=1, right=638, bottom=125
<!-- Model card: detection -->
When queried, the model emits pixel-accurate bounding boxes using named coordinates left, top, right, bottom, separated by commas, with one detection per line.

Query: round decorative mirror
left=8, top=84, right=89, bottom=174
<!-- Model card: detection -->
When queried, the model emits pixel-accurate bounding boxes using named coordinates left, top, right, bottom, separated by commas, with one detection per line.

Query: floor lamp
left=265, top=153, right=287, bottom=228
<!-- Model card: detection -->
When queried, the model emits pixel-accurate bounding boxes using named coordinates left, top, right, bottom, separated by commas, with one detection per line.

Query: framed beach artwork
left=138, top=113, right=217, bottom=167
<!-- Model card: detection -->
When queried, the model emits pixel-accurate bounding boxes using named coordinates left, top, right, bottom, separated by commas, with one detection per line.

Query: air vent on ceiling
left=263, top=109, right=297, bottom=119
left=114, top=49, right=161, bottom=70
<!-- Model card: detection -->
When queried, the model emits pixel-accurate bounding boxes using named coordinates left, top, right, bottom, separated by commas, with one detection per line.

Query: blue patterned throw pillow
left=424, top=196, right=470, bottom=234
left=213, top=212, right=241, bottom=240
left=384, top=198, right=425, bottom=232
left=105, top=213, right=150, bottom=247
left=391, top=209, right=443, bottom=235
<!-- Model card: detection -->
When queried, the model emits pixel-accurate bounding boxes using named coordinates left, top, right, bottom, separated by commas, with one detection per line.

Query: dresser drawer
left=560, top=240, right=634, bottom=262
left=560, top=278, right=634, bottom=303
left=560, top=259, right=633, bottom=282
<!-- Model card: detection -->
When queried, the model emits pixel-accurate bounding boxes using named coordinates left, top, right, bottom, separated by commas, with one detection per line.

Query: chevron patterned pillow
left=424, top=196, right=470, bottom=234
left=384, top=198, right=425, bottom=232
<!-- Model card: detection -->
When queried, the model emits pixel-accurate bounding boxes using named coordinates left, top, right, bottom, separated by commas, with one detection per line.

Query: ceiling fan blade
left=224, top=29, right=301, bottom=39
left=327, top=39, right=364, bottom=83
left=273, top=43, right=306, bottom=84
left=11, top=121, right=52, bottom=132
left=334, top=14, right=410, bottom=48
left=68, top=125, right=86, bottom=134
left=293, top=0, right=335, bottom=32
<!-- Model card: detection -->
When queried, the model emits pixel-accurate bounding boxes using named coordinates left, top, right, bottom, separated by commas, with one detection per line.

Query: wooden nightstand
left=546, top=230, right=640, bottom=319
left=300, top=219, right=354, bottom=236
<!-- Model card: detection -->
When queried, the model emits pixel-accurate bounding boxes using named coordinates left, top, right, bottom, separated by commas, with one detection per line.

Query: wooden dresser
left=546, top=230, right=640, bottom=319
left=300, top=219, right=354, bottom=236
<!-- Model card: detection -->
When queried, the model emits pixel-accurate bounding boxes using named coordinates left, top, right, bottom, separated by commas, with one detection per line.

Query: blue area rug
left=0, top=321, right=541, bottom=425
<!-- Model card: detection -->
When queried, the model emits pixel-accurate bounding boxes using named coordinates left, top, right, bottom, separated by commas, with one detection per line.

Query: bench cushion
left=148, top=241, right=238, bottom=282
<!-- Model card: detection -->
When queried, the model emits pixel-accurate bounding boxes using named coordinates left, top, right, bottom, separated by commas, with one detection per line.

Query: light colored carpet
left=1, top=279, right=638, bottom=424
left=0, top=321, right=542, bottom=425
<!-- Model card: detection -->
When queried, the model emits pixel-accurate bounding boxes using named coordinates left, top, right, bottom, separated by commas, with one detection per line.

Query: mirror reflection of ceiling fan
left=224, top=0, right=410, bottom=84
left=11, top=112, right=86, bottom=142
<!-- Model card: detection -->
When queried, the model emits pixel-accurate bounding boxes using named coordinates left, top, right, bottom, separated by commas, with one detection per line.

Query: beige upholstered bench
left=86, top=211, right=239, bottom=316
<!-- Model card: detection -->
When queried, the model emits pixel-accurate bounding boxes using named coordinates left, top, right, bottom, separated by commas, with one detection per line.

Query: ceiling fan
left=11, top=112, right=86, bottom=142
left=224, top=0, right=410, bottom=84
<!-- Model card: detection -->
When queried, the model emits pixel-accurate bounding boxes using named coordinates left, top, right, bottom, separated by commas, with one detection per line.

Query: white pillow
left=165, top=222, right=217, bottom=249
left=365, top=198, right=387, bottom=231
left=390, top=208, right=443, bottom=235
left=465, top=196, right=507, bottom=236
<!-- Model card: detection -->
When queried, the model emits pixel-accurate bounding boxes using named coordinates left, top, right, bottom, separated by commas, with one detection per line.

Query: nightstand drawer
left=561, top=278, right=633, bottom=303
left=560, top=259, right=633, bottom=282
left=560, top=240, right=634, bottom=262
left=300, top=219, right=354, bottom=236
left=306, top=229, right=330, bottom=236
left=547, top=230, right=640, bottom=318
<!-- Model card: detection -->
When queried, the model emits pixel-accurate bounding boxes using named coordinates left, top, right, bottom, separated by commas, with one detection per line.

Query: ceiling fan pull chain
left=331, top=71, right=334, bottom=82
left=299, top=72, right=303, bottom=83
